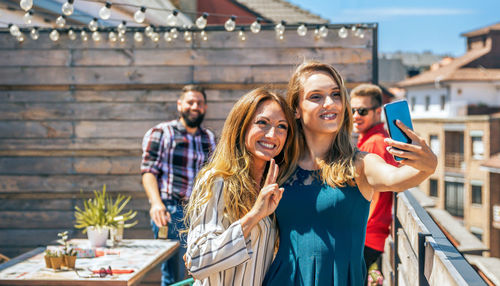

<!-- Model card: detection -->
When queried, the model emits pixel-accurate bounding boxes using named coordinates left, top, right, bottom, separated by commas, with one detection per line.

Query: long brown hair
left=287, top=61, right=357, bottom=187
left=185, top=88, right=299, bottom=225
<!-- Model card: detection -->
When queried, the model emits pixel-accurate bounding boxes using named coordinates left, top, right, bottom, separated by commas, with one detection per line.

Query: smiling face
left=244, top=99, right=289, bottom=167
left=177, top=91, right=207, bottom=128
left=296, top=71, right=344, bottom=137
left=351, top=96, right=381, bottom=134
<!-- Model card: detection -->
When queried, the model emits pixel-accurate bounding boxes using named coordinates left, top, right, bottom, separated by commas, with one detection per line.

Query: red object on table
left=91, top=269, right=134, bottom=274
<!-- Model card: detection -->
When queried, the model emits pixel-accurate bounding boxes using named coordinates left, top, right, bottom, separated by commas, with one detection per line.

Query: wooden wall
left=0, top=28, right=373, bottom=271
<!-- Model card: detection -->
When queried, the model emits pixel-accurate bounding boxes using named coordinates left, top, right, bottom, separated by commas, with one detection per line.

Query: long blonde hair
left=287, top=61, right=357, bottom=187
left=185, top=88, right=299, bottom=226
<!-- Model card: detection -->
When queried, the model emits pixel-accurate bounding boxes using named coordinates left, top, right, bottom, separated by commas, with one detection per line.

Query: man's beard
left=181, top=111, right=205, bottom=128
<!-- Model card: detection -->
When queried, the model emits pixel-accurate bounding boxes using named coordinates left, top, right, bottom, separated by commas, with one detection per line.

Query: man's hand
left=150, top=202, right=171, bottom=227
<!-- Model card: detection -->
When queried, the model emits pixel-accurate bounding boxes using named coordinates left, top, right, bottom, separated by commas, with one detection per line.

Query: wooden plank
left=0, top=199, right=73, bottom=211
left=0, top=157, right=73, bottom=175
left=397, top=193, right=428, bottom=252
left=0, top=67, right=193, bottom=85
left=0, top=175, right=142, bottom=193
left=73, top=157, right=141, bottom=175
left=0, top=229, right=78, bottom=246
left=0, top=91, right=73, bottom=103
left=397, top=229, right=418, bottom=286
left=71, top=49, right=134, bottom=66
left=0, top=138, right=141, bottom=151
left=73, top=90, right=180, bottom=103
left=0, top=121, right=73, bottom=139
left=0, top=150, right=142, bottom=157
left=0, top=50, right=70, bottom=66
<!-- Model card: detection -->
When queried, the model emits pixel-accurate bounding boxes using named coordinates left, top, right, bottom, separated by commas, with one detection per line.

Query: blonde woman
left=262, top=62, right=437, bottom=286
left=184, top=88, right=298, bottom=285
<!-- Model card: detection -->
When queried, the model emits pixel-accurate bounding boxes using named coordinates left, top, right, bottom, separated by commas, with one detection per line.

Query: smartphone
left=383, top=100, right=414, bottom=161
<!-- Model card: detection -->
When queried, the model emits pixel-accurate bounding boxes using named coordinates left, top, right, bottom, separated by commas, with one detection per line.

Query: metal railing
left=384, top=191, right=487, bottom=286
left=444, top=153, right=465, bottom=170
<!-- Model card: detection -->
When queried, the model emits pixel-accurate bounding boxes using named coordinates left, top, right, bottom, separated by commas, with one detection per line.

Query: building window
left=425, top=96, right=430, bottom=111
left=471, top=136, right=484, bottom=159
left=429, top=135, right=440, bottom=156
left=440, top=95, right=446, bottom=110
left=470, top=226, right=483, bottom=241
left=429, top=179, right=438, bottom=197
left=445, top=181, right=464, bottom=218
left=411, top=97, right=416, bottom=111
left=471, top=184, right=482, bottom=205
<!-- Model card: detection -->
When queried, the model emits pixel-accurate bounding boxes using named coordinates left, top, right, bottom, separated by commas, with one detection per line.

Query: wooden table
left=0, top=239, right=179, bottom=286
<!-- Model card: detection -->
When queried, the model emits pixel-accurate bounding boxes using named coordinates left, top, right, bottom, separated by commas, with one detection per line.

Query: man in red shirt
left=351, top=84, right=398, bottom=272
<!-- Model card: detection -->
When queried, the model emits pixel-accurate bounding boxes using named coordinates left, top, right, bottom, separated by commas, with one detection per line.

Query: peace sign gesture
left=250, top=159, right=285, bottom=221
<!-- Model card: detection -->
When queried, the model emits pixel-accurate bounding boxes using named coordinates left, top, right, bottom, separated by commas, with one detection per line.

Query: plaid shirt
left=141, top=120, right=216, bottom=201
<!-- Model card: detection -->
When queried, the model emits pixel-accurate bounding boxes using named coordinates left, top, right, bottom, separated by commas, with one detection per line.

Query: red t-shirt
left=357, top=123, right=398, bottom=252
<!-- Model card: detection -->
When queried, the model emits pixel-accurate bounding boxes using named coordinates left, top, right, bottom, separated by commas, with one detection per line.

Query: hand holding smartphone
left=383, top=100, right=414, bottom=161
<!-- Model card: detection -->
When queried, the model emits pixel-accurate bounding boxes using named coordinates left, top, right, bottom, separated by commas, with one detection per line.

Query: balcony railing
left=445, top=153, right=465, bottom=170
left=383, top=191, right=487, bottom=286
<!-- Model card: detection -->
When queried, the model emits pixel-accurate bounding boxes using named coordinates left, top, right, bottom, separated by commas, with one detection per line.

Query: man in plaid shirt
left=141, top=85, right=216, bottom=285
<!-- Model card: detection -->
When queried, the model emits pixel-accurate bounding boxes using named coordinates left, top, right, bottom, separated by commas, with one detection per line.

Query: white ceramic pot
left=87, top=226, right=109, bottom=248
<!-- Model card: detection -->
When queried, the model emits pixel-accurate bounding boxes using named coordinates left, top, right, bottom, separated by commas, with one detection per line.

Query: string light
left=19, top=0, right=32, bottom=11
left=30, top=27, right=39, bottom=40
left=164, top=31, right=172, bottom=42
left=108, top=31, right=117, bottom=42
left=134, top=31, right=143, bottom=42
left=338, top=26, right=348, bottom=38
left=170, top=27, right=178, bottom=39
left=275, top=20, right=285, bottom=40
left=68, top=29, right=77, bottom=40
left=166, top=10, right=179, bottom=26
left=183, top=30, right=192, bottom=42
left=134, top=7, right=146, bottom=24
left=224, top=16, right=236, bottom=32
left=200, top=30, right=208, bottom=41
left=117, top=21, right=126, bottom=35
left=17, top=33, right=25, bottom=42
left=92, top=31, right=101, bottom=42
left=355, top=28, right=364, bottom=38
left=145, top=25, right=153, bottom=37
left=49, top=29, right=60, bottom=41
left=23, top=10, right=33, bottom=25
left=61, top=0, right=74, bottom=16
left=297, top=23, right=307, bottom=36
left=250, top=18, right=261, bottom=34
left=81, top=30, right=88, bottom=41
left=314, top=26, right=321, bottom=40
left=56, top=15, right=66, bottom=28
left=152, top=32, right=160, bottom=42
left=238, top=27, right=246, bottom=41
left=195, top=12, right=208, bottom=29
left=118, top=32, right=125, bottom=43
left=319, top=25, right=328, bottom=38
left=98, top=2, right=112, bottom=20
left=9, top=24, right=21, bottom=37
left=88, top=18, right=98, bottom=32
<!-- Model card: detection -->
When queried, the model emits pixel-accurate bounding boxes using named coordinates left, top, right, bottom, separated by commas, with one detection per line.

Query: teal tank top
left=263, top=166, right=370, bottom=286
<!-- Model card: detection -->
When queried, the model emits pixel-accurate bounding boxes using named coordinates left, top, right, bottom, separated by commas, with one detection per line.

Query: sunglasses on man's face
left=351, top=106, right=378, bottom=116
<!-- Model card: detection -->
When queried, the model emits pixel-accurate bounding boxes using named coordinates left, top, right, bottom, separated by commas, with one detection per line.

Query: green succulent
left=74, top=185, right=137, bottom=233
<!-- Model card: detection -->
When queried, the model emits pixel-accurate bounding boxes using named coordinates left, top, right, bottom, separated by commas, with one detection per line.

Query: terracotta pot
left=64, top=255, right=77, bottom=269
left=44, top=255, right=52, bottom=268
left=50, top=256, right=63, bottom=270
left=87, top=226, right=109, bottom=248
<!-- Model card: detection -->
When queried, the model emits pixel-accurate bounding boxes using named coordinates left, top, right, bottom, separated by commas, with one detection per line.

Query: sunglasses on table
left=351, top=106, right=379, bottom=116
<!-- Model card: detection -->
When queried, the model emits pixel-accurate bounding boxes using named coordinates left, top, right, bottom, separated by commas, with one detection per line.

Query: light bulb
left=166, top=10, right=178, bottom=26
left=195, top=13, right=208, bottom=29
left=81, top=30, right=88, bottom=41
left=145, top=25, right=153, bottom=38
left=30, top=28, right=39, bottom=40
left=319, top=25, right=328, bottom=38
left=17, top=33, right=25, bottom=42
left=314, top=28, right=321, bottom=40
left=118, top=33, right=125, bottom=43
left=68, top=29, right=77, bottom=40
left=134, top=31, right=143, bottom=42
left=49, top=29, right=60, bottom=41
left=164, top=32, right=172, bottom=42
left=238, top=29, right=246, bottom=41
left=9, top=25, right=21, bottom=37
left=184, top=31, right=192, bottom=42
left=134, top=7, right=146, bottom=24
left=61, top=0, right=74, bottom=16
left=88, top=18, right=98, bottom=32
left=200, top=30, right=208, bottom=41
left=99, top=2, right=111, bottom=20
left=152, top=32, right=160, bottom=42
left=92, top=31, right=101, bottom=42
left=23, top=11, right=33, bottom=25
left=224, top=16, right=236, bottom=32
left=20, top=0, right=32, bottom=11
left=275, top=21, right=285, bottom=35
left=117, top=21, right=126, bottom=34
left=108, top=31, right=117, bottom=42
left=250, top=19, right=261, bottom=34
left=56, top=15, right=66, bottom=28
left=338, top=27, right=348, bottom=39
left=355, top=28, right=364, bottom=38
left=278, top=34, right=284, bottom=40
left=170, top=28, right=178, bottom=39
left=297, top=24, right=307, bottom=36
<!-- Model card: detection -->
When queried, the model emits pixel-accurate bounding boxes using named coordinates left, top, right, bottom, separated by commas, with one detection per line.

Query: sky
left=289, top=0, right=500, bottom=57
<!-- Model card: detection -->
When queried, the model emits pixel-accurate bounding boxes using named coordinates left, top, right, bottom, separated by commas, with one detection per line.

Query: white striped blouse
left=185, top=177, right=277, bottom=286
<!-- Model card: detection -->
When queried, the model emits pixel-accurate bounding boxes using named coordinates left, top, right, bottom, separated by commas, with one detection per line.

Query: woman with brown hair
left=184, top=88, right=299, bottom=285
left=263, top=61, right=437, bottom=286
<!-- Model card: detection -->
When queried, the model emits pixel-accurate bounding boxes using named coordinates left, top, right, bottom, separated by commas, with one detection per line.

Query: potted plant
left=57, top=231, right=77, bottom=269
left=49, top=250, right=63, bottom=270
left=43, top=249, right=53, bottom=268
left=74, top=185, right=137, bottom=248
